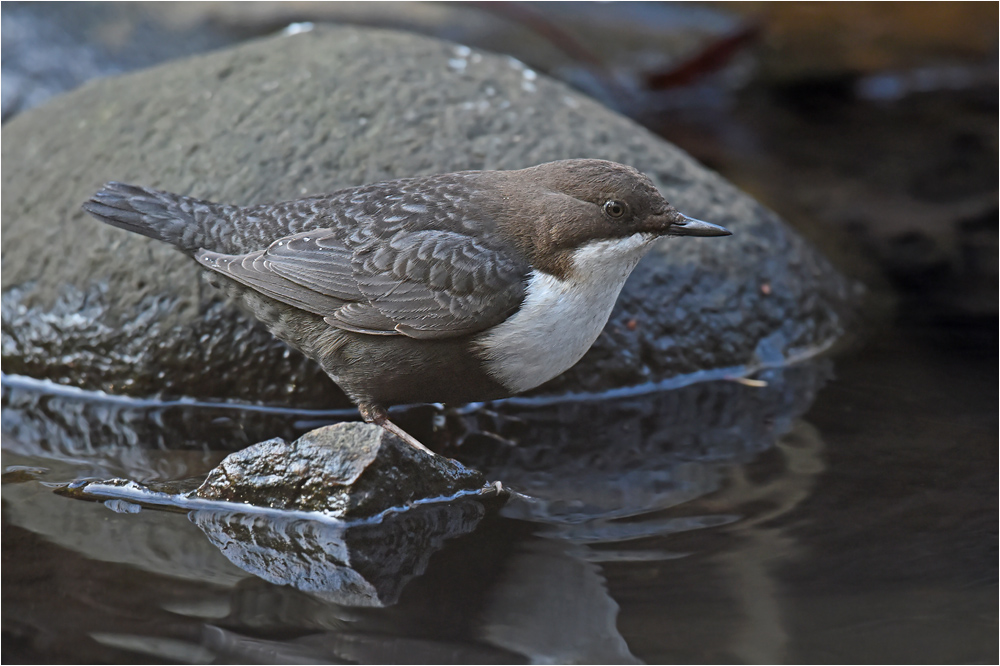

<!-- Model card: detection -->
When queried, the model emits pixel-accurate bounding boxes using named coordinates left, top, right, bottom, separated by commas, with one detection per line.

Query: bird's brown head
left=493, top=159, right=730, bottom=278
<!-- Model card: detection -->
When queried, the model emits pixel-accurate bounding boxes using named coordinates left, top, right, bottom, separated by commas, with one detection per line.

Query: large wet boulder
left=1, top=25, right=853, bottom=407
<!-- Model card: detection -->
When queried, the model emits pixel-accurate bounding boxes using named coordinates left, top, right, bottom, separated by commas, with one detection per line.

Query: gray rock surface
left=1, top=25, right=852, bottom=407
left=195, top=422, right=485, bottom=516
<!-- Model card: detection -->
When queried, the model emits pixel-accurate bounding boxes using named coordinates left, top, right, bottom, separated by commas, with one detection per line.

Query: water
left=2, top=313, right=995, bottom=663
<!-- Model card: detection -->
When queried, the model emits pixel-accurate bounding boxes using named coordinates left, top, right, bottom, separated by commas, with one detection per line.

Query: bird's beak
left=667, top=214, right=732, bottom=237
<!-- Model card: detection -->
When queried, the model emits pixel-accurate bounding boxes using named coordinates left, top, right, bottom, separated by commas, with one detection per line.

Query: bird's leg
left=358, top=402, right=437, bottom=456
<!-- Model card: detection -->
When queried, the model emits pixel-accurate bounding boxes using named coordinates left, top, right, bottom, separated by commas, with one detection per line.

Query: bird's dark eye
left=603, top=200, right=628, bottom=218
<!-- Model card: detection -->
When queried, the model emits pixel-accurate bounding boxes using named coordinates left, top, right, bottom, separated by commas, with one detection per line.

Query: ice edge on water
left=0, top=334, right=838, bottom=415
left=77, top=479, right=496, bottom=527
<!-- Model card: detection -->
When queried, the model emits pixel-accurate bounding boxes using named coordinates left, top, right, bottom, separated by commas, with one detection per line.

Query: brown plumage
left=82, top=159, right=730, bottom=454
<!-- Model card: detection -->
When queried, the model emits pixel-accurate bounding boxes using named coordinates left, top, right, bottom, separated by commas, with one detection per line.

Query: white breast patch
left=475, top=232, right=656, bottom=393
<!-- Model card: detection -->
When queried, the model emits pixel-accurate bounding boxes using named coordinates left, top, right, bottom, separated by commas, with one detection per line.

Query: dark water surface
left=3, top=313, right=996, bottom=664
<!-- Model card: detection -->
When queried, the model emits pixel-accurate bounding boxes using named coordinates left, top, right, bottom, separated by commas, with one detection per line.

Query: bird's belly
left=319, top=331, right=512, bottom=407
left=474, top=269, right=629, bottom=394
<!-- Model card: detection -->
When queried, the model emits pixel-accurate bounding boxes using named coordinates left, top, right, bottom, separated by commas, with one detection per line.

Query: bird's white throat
left=476, top=232, right=656, bottom=393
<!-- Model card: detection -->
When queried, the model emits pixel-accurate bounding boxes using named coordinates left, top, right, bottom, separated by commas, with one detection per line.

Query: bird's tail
left=82, top=182, right=235, bottom=255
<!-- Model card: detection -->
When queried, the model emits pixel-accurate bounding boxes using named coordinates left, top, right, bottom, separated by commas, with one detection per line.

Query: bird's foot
left=359, top=403, right=437, bottom=457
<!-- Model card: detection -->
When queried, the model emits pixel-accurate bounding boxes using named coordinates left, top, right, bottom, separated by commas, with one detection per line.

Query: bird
left=82, top=159, right=731, bottom=456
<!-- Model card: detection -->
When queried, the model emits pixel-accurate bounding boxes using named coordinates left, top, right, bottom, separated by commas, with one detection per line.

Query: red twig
left=644, top=21, right=761, bottom=90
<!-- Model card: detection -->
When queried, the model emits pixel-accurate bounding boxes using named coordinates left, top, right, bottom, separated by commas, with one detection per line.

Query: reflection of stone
left=192, top=497, right=489, bottom=608
left=29, top=430, right=503, bottom=610
left=196, top=423, right=486, bottom=518
left=35, top=422, right=502, bottom=610
left=450, top=361, right=830, bottom=530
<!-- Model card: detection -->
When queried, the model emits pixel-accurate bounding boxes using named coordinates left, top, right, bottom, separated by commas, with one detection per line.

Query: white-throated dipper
left=82, top=159, right=730, bottom=454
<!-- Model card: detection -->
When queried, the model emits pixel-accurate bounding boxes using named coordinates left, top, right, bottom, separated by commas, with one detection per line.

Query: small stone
left=195, top=422, right=486, bottom=518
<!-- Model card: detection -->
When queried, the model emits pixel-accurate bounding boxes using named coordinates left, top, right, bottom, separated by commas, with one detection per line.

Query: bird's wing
left=348, top=229, right=528, bottom=339
left=196, top=227, right=528, bottom=339
left=195, top=229, right=357, bottom=315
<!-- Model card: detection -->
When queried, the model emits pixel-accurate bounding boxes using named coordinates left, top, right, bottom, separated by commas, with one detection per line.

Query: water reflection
left=1, top=374, right=341, bottom=458
left=2, top=359, right=833, bottom=663
left=448, top=362, right=830, bottom=534
left=1, top=455, right=250, bottom=586
left=191, top=498, right=491, bottom=608
left=709, top=421, right=826, bottom=663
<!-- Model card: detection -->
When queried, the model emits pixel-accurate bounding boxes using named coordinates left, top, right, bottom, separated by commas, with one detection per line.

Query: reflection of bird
left=83, top=159, right=730, bottom=454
